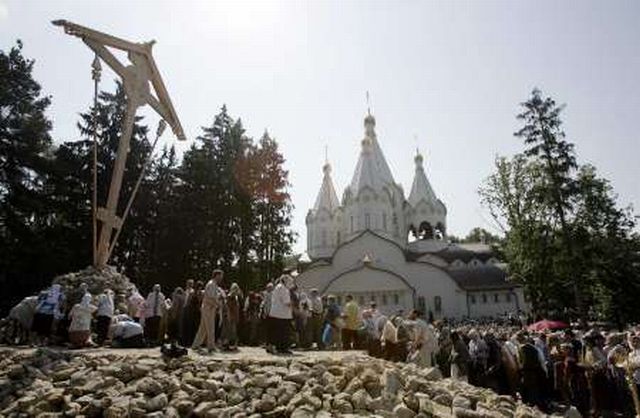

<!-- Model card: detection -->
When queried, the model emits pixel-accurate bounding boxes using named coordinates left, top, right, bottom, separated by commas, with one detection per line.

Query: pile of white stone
left=0, top=348, right=557, bottom=418
left=52, top=266, right=134, bottom=297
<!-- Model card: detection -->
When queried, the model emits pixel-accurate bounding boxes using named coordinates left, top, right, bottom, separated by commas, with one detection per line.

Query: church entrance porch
left=321, top=266, right=415, bottom=315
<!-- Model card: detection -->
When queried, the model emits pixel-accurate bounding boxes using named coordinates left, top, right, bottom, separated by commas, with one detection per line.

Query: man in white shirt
left=268, top=275, right=293, bottom=354
left=192, top=270, right=222, bottom=351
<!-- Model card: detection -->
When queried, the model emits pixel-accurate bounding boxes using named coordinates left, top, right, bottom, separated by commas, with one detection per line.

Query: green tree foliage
left=251, top=132, right=295, bottom=284
left=481, top=89, right=640, bottom=323
left=47, top=84, right=151, bottom=277
left=0, top=43, right=294, bottom=314
left=571, top=165, right=640, bottom=326
left=481, top=156, right=570, bottom=313
left=176, top=109, right=294, bottom=290
left=0, top=41, right=55, bottom=312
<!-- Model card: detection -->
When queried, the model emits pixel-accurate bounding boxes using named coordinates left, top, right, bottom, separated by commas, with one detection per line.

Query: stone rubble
left=0, top=348, right=559, bottom=417
left=53, top=266, right=134, bottom=301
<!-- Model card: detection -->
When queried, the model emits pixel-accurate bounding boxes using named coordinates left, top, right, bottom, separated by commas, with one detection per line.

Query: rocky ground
left=0, top=347, right=557, bottom=418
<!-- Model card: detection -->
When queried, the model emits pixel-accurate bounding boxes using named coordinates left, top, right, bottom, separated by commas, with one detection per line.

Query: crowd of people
left=2, top=269, right=639, bottom=417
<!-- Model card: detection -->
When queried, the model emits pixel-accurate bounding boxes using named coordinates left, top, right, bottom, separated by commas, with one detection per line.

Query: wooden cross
left=53, top=20, right=185, bottom=268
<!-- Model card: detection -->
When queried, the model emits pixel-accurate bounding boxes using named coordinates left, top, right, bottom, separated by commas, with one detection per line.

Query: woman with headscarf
left=450, top=331, right=470, bottom=382
left=394, top=316, right=411, bottom=362
left=584, top=330, right=611, bottom=417
left=519, top=338, right=549, bottom=412
left=8, top=295, right=38, bottom=345
left=606, top=344, right=634, bottom=417
left=68, top=294, right=97, bottom=348
left=484, top=332, right=509, bottom=394
left=127, top=287, right=145, bottom=322
left=222, top=282, right=242, bottom=351
left=32, top=284, right=64, bottom=345
left=267, top=275, right=293, bottom=354
left=95, top=289, right=114, bottom=345
left=182, top=280, right=203, bottom=346
left=380, top=316, right=398, bottom=361
left=244, top=291, right=263, bottom=346
left=167, top=287, right=185, bottom=342
left=407, top=310, right=438, bottom=367
left=436, top=326, right=453, bottom=377
left=467, top=328, right=489, bottom=385
left=144, top=284, right=166, bottom=346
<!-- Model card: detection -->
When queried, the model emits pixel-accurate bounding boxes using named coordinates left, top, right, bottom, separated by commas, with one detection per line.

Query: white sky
left=2, top=0, right=639, bottom=254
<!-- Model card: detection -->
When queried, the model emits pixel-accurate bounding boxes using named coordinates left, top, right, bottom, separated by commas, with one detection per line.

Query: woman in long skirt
left=181, top=281, right=203, bottom=346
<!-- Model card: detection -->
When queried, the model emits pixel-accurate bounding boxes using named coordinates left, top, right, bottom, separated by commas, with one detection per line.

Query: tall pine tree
left=0, top=41, right=55, bottom=313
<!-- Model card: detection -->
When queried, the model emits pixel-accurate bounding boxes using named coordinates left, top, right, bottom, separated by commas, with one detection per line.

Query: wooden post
left=106, top=120, right=166, bottom=261
left=95, top=98, right=138, bottom=268
left=91, top=55, right=101, bottom=266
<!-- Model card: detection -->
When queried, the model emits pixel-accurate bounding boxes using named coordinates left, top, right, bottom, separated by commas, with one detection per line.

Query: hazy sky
left=2, top=0, right=639, bottom=254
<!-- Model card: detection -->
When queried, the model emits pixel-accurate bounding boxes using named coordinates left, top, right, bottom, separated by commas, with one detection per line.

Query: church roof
left=447, top=265, right=514, bottom=290
left=313, top=162, right=340, bottom=213
left=348, top=114, right=396, bottom=195
left=434, top=243, right=495, bottom=263
left=408, top=150, right=438, bottom=207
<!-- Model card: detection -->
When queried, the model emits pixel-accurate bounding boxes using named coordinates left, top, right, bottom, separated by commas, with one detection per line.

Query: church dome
left=364, top=113, right=376, bottom=127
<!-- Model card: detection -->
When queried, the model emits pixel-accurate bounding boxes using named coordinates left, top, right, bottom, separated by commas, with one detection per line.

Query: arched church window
left=434, top=296, right=442, bottom=313
left=382, top=213, right=387, bottom=231
left=365, top=213, right=371, bottom=229
left=417, top=296, right=426, bottom=313
left=494, top=293, right=499, bottom=303
left=394, top=293, right=399, bottom=305
left=418, top=222, right=434, bottom=240
left=370, top=295, right=376, bottom=303
left=321, top=229, right=327, bottom=247
left=482, top=294, right=487, bottom=304
left=382, top=294, right=388, bottom=305
left=470, top=295, right=476, bottom=304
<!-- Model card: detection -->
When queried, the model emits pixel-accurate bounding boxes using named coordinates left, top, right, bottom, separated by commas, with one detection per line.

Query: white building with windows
left=297, top=112, right=527, bottom=319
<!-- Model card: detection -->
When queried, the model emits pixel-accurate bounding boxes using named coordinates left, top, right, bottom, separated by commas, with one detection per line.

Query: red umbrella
left=528, top=319, right=569, bottom=332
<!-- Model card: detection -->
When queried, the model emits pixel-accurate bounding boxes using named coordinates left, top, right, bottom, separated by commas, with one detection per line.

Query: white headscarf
left=98, top=289, right=114, bottom=316
left=46, top=284, right=62, bottom=304
left=80, top=293, right=92, bottom=308
left=229, top=282, right=241, bottom=296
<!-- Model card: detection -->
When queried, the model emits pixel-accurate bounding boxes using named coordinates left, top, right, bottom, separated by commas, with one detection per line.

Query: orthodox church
left=296, top=113, right=526, bottom=319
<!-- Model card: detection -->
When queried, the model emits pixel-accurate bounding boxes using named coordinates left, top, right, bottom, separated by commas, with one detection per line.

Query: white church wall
left=467, top=290, right=522, bottom=317
left=307, top=207, right=338, bottom=259
left=332, top=233, right=406, bottom=271
left=404, top=262, right=468, bottom=319
left=325, top=268, right=414, bottom=315
left=406, top=201, right=446, bottom=232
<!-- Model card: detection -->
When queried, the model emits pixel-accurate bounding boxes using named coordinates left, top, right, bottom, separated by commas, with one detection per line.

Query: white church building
left=296, top=113, right=526, bottom=319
